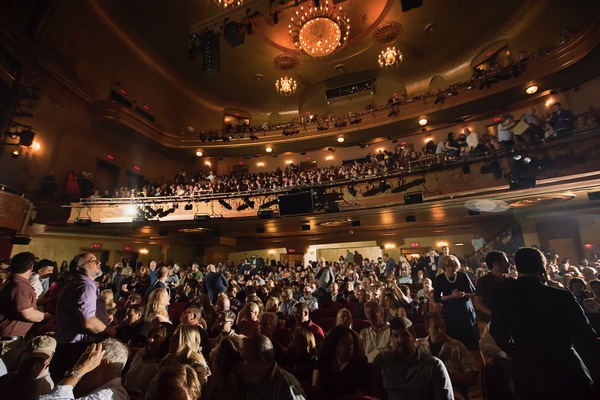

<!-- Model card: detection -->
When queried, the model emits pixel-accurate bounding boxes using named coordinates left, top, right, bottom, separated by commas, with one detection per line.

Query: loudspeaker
left=194, top=214, right=210, bottom=221
left=404, top=193, right=424, bottom=204
left=11, top=235, right=31, bottom=245
left=324, top=203, right=342, bottom=213
left=468, top=209, right=481, bottom=216
left=257, top=209, right=273, bottom=219
left=201, top=32, right=219, bottom=72
left=301, top=223, right=310, bottom=231
left=405, top=215, right=416, bottom=222
left=223, top=21, right=244, bottom=47
left=509, top=176, right=536, bottom=190
left=159, top=229, right=168, bottom=236
left=351, top=220, right=361, bottom=227
left=401, top=0, right=423, bottom=12
left=256, top=225, right=265, bottom=234
left=18, top=130, right=35, bottom=147
left=588, top=191, right=600, bottom=201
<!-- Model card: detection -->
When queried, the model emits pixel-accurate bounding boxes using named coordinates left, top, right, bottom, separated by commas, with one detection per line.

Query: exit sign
left=409, top=242, right=420, bottom=248
left=124, top=246, right=132, bottom=251
left=91, top=243, right=102, bottom=249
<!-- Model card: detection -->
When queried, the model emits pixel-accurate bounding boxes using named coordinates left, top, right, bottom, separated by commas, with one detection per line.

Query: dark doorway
left=96, top=159, right=120, bottom=194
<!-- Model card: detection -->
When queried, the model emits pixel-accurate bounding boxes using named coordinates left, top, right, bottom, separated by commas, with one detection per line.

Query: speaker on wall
left=301, top=222, right=310, bottom=231
left=468, top=209, right=481, bottom=216
left=223, top=21, right=245, bottom=47
left=256, top=225, right=265, bottom=234
left=404, top=193, right=424, bottom=204
left=405, top=215, right=416, bottom=222
left=588, top=191, right=600, bottom=201
left=351, top=220, right=361, bottom=227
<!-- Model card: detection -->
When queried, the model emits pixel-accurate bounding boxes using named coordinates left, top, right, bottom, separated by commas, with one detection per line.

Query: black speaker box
left=351, top=220, right=361, bottom=227
left=468, top=209, right=481, bottom=216
left=509, top=176, right=536, bottom=190
left=257, top=210, right=273, bottom=219
left=223, top=22, right=244, bottom=47
left=588, top=191, right=600, bottom=201
left=404, top=193, right=424, bottom=204
left=256, top=225, right=265, bottom=234
left=405, top=215, right=416, bottom=222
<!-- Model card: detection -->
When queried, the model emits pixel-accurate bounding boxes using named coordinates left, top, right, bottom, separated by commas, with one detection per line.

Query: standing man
left=0, top=252, right=51, bottom=371
left=148, top=260, right=158, bottom=286
left=474, top=250, right=515, bottom=323
left=383, top=253, right=395, bottom=278
left=315, top=258, right=334, bottom=295
left=51, top=253, right=114, bottom=381
left=371, top=317, right=454, bottom=400
left=491, top=247, right=598, bottom=400
left=202, top=264, right=228, bottom=304
left=145, top=266, right=169, bottom=301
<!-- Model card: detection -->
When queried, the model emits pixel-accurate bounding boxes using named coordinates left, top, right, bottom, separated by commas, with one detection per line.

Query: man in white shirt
left=299, top=285, right=319, bottom=311
left=30, top=259, right=56, bottom=300
left=359, top=301, right=392, bottom=363
left=41, top=338, right=129, bottom=400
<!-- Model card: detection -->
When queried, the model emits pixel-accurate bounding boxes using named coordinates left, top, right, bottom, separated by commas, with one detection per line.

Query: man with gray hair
left=41, top=338, right=129, bottom=399
left=202, top=263, right=228, bottom=304
left=242, top=335, right=306, bottom=400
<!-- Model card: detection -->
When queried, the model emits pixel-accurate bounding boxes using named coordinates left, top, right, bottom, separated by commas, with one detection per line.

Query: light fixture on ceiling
left=196, top=150, right=203, bottom=157
left=11, top=149, right=20, bottom=158
left=378, top=46, right=402, bottom=69
left=31, top=141, right=41, bottom=153
left=265, top=146, right=273, bottom=153
left=418, top=116, right=428, bottom=126
left=275, top=76, right=297, bottom=96
left=214, top=0, right=244, bottom=9
left=337, top=136, right=345, bottom=143
left=525, top=84, right=538, bottom=94
left=289, top=0, right=350, bottom=58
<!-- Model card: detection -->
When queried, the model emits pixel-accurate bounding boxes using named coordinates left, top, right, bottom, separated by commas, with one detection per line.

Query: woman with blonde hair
left=335, top=308, right=353, bottom=331
left=236, top=301, right=260, bottom=338
left=161, top=324, right=211, bottom=384
left=144, top=288, right=171, bottom=329
left=433, top=254, right=479, bottom=350
left=101, top=289, right=118, bottom=324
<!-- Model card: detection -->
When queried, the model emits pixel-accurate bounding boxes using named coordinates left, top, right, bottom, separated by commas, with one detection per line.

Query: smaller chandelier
left=275, top=76, right=297, bottom=96
left=214, top=0, right=244, bottom=9
left=378, top=47, right=403, bottom=69
left=289, top=1, right=350, bottom=58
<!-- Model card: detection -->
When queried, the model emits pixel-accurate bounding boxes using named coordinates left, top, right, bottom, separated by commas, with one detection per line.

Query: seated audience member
left=335, top=308, right=354, bottom=331
left=546, top=102, right=574, bottom=136
left=143, top=287, right=171, bottom=329
left=161, top=324, right=211, bottom=385
left=371, top=317, right=454, bottom=400
left=352, top=287, right=372, bottom=319
left=383, top=291, right=408, bottom=322
left=115, top=303, right=147, bottom=348
left=445, top=132, right=461, bottom=157
left=145, top=364, right=201, bottom=400
left=236, top=302, right=260, bottom=338
left=479, top=322, right=517, bottom=400
left=0, top=335, right=56, bottom=398
left=543, top=121, right=557, bottom=140
left=299, top=285, right=319, bottom=311
left=360, top=301, right=392, bottom=363
left=583, top=279, right=600, bottom=313
left=280, top=287, right=299, bottom=317
left=569, top=277, right=592, bottom=306
left=208, top=295, right=231, bottom=337
left=180, top=306, right=210, bottom=359
left=416, top=314, right=478, bottom=399
left=281, top=326, right=318, bottom=383
left=292, top=302, right=325, bottom=344
left=313, top=325, right=370, bottom=397
left=421, top=288, right=444, bottom=315
left=125, top=322, right=175, bottom=396
left=242, top=334, right=307, bottom=400
left=202, top=337, right=243, bottom=400
left=40, top=338, right=129, bottom=400
left=258, top=311, right=285, bottom=362
left=210, top=310, right=239, bottom=351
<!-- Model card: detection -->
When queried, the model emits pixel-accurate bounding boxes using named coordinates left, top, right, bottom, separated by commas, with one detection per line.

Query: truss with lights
left=275, top=76, right=297, bottom=96
left=378, top=46, right=402, bottom=69
left=214, top=0, right=244, bottom=9
left=289, top=1, right=350, bottom=58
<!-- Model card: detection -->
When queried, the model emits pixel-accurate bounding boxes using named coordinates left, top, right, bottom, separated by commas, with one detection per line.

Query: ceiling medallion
left=289, top=1, right=350, bottom=58
left=214, top=0, right=244, bottom=9
left=373, top=22, right=403, bottom=45
left=273, top=54, right=300, bottom=71
left=275, top=76, right=297, bottom=96
left=378, top=46, right=403, bottom=69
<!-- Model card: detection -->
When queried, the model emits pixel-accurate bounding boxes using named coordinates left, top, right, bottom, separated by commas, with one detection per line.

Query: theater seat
left=311, top=308, right=337, bottom=320
left=352, top=319, right=371, bottom=332
left=300, top=382, right=328, bottom=400
left=315, top=316, right=336, bottom=333
left=274, top=327, right=293, bottom=347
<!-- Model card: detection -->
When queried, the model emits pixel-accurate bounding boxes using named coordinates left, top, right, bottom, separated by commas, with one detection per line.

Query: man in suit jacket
left=491, top=247, right=598, bottom=400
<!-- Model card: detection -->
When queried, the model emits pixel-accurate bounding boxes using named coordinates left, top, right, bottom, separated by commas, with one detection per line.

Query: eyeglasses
left=82, top=258, right=100, bottom=266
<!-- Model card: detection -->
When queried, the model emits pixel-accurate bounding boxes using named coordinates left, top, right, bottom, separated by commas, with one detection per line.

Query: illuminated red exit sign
left=91, top=243, right=102, bottom=249
left=124, top=246, right=132, bottom=251
left=409, top=242, right=420, bottom=248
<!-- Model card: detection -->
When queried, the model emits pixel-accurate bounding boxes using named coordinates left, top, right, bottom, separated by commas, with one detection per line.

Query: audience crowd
left=0, top=245, right=599, bottom=399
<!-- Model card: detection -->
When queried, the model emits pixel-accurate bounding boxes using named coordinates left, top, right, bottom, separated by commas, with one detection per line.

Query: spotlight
left=523, top=157, right=531, bottom=164
left=193, top=213, right=210, bottom=221
left=184, top=203, right=194, bottom=210
left=379, top=180, right=390, bottom=193
left=218, top=199, right=232, bottom=210
left=260, top=198, right=278, bottom=209
left=144, top=206, right=158, bottom=218
left=243, top=197, right=255, bottom=209
left=348, top=185, right=357, bottom=197
left=158, top=208, right=176, bottom=218
left=11, top=149, right=20, bottom=158
left=513, top=154, right=522, bottom=161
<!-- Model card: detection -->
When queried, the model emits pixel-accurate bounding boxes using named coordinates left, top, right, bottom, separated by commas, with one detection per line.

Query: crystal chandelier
left=289, top=1, right=350, bottom=58
left=214, top=0, right=244, bottom=9
left=275, top=76, right=297, bottom=96
left=378, top=47, right=403, bottom=69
